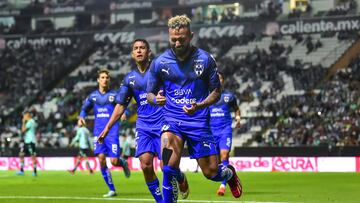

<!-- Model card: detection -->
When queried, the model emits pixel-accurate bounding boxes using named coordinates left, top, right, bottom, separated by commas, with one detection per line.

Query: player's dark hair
left=132, top=39, right=150, bottom=50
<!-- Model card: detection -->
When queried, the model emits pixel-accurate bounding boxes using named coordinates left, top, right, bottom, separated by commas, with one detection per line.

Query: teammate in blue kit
left=78, top=69, right=130, bottom=198
left=146, top=15, right=242, bottom=202
left=210, top=71, right=241, bottom=196
left=98, top=39, right=189, bottom=203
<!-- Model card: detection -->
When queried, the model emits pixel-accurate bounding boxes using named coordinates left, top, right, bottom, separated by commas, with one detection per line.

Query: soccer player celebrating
left=78, top=69, right=130, bottom=198
left=210, top=71, right=241, bottom=196
left=68, top=123, right=94, bottom=174
left=146, top=15, right=243, bottom=202
left=16, top=111, right=38, bottom=176
left=98, top=39, right=189, bottom=203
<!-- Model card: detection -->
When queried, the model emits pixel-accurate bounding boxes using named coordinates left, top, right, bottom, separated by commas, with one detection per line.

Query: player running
left=146, top=15, right=242, bottom=202
left=98, top=39, right=189, bottom=203
left=78, top=69, right=130, bottom=197
left=68, top=123, right=94, bottom=174
left=210, top=71, right=241, bottom=196
left=16, top=111, right=38, bottom=176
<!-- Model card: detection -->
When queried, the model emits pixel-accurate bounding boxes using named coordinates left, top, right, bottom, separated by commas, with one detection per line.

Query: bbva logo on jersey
left=194, top=63, right=204, bottom=76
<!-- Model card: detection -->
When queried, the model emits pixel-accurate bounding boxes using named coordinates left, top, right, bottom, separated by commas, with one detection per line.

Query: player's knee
left=202, top=165, right=218, bottom=179
left=140, top=160, right=153, bottom=172
left=98, top=157, right=107, bottom=167
left=110, top=159, right=119, bottom=166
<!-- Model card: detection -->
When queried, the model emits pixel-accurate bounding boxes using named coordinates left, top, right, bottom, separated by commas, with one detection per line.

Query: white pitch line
left=0, top=196, right=290, bottom=203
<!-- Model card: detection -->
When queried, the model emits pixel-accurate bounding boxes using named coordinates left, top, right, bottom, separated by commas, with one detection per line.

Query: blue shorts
left=211, top=124, right=232, bottom=151
left=93, top=135, right=120, bottom=158
left=162, top=120, right=218, bottom=159
left=135, top=128, right=162, bottom=160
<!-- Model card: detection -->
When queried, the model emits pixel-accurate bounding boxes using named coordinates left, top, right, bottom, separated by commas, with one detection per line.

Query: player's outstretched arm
left=97, top=104, right=126, bottom=143
left=183, top=87, right=221, bottom=115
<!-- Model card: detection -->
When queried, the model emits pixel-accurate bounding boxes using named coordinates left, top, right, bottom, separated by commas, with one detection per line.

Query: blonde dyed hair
left=168, top=15, right=191, bottom=30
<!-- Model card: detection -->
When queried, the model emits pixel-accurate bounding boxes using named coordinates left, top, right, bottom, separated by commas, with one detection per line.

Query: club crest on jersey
left=194, top=63, right=204, bottom=76
left=109, top=95, right=115, bottom=102
left=224, top=96, right=230, bottom=103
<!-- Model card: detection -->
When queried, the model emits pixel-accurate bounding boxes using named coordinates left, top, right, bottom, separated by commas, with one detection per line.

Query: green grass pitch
left=0, top=171, right=359, bottom=203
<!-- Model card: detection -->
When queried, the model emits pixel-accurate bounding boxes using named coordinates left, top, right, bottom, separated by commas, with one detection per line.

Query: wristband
left=153, top=97, right=157, bottom=105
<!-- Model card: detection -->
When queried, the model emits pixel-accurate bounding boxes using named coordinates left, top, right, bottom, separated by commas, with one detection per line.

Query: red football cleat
left=226, top=165, right=242, bottom=198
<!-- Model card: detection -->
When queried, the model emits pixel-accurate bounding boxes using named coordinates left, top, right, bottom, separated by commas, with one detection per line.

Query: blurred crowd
left=0, top=2, right=359, bottom=149
left=261, top=55, right=360, bottom=147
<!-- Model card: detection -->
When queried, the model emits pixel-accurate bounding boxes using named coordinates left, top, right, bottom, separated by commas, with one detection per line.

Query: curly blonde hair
left=167, top=15, right=191, bottom=30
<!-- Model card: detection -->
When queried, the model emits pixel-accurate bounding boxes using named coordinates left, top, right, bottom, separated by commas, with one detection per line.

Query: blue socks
left=146, top=178, right=163, bottom=203
left=163, top=165, right=179, bottom=203
left=101, top=166, right=115, bottom=191
left=221, top=160, right=229, bottom=186
left=210, top=163, right=232, bottom=182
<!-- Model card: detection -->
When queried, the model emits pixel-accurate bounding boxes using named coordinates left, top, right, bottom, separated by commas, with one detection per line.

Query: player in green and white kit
left=121, top=134, right=131, bottom=160
left=16, top=111, right=38, bottom=176
left=68, top=123, right=94, bottom=174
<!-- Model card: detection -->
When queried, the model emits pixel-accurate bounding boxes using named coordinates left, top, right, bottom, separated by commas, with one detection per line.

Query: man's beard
left=172, top=45, right=190, bottom=57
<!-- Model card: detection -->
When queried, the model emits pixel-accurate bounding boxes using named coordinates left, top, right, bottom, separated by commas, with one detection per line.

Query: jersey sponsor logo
left=174, top=89, right=192, bottom=96
left=210, top=112, right=225, bottom=117
left=139, top=93, right=148, bottom=105
left=211, top=108, right=225, bottom=117
left=97, top=108, right=108, bottom=112
left=140, top=100, right=148, bottom=105
left=224, top=96, right=230, bottom=103
left=139, top=93, right=147, bottom=99
left=109, top=95, right=115, bottom=102
left=194, top=63, right=204, bottom=76
left=171, top=97, right=196, bottom=104
left=96, top=113, right=110, bottom=118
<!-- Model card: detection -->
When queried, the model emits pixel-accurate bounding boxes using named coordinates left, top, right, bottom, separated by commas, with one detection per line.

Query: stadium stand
left=0, top=0, right=359, bottom=151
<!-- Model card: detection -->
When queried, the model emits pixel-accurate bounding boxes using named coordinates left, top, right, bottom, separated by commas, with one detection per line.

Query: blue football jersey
left=147, top=47, right=220, bottom=127
left=210, top=90, right=238, bottom=127
left=79, top=90, right=119, bottom=137
left=116, top=67, right=163, bottom=129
